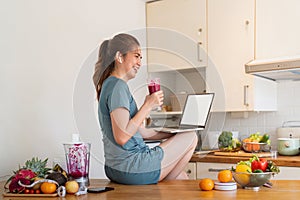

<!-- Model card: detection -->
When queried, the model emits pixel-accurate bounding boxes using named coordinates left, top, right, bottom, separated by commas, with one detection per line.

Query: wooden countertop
left=191, top=151, right=300, bottom=167
left=2, top=179, right=300, bottom=200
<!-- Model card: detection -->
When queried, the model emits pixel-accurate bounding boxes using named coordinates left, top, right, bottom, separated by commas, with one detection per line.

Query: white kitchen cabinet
left=206, top=0, right=277, bottom=112
left=272, top=166, right=300, bottom=180
left=196, top=162, right=232, bottom=180
left=256, top=0, right=300, bottom=59
left=146, top=0, right=207, bottom=72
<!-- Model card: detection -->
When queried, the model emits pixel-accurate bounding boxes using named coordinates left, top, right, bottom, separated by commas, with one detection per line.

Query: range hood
left=245, top=55, right=300, bottom=81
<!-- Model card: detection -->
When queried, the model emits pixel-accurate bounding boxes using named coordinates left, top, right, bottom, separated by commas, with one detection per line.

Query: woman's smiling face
left=122, top=47, right=142, bottom=80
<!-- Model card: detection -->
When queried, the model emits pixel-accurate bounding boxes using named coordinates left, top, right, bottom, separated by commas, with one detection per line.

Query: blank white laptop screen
left=180, top=94, right=214, bottom=127
left=154, top=93, right=214, bottom=133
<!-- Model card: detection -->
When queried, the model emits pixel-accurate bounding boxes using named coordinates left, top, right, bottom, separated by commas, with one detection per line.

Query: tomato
left=30, top=189, right=35, bottom=194
left=35, top=189, right=41, bottom=194
left=24, top=189, right=30, bottom=194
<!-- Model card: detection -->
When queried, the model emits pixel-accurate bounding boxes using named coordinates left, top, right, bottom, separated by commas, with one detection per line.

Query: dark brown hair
left=92, top=33, right=140, bottom=100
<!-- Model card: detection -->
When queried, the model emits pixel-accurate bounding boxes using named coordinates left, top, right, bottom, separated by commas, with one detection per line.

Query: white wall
left=0, top=0, right=147, bottom=180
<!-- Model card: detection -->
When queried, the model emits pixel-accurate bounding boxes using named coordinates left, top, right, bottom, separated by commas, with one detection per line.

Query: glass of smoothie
left=148, top=78, right=160, bottom=94
left=147, top=78, right=161, bottom=111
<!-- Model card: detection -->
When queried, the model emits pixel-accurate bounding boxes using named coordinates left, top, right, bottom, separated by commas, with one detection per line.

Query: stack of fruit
left=5, top=157, right=80, bottom=195
left=198, top=155, right=280, bottom=191
left=199, top=169, right=236, bottom=191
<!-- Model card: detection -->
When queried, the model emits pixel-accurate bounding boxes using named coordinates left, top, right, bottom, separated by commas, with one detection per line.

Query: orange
left=199, top=178, right=214, bottom=191
left=40, top=182, right=57, bottom=194
left=218, top=170, right=233, bottom=183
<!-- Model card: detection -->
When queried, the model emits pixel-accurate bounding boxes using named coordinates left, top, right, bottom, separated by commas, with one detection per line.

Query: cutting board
left=214, top=150, right=271, bottom=157
left=2, top=192, right=58, bottom=197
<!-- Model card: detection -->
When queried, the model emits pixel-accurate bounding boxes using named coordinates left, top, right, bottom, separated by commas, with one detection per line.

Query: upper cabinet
left=146, top=0, right=207, bottom=72
left=256, top=0, right=300, bottom=59
left=146, top=0, right=282, bottom=112
left=206, top=0, right=277, bottom=111
left=206, top=0, right=277, bottom=112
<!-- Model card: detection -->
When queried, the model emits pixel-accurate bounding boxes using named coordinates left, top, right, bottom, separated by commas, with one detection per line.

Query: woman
left=93, top=33, right=198, bottom=185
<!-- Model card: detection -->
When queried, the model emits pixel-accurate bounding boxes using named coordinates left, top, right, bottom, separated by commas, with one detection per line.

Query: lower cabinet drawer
left=272, top=166, right=300, bottom=180
left=196, top=162, right=232, bottom=180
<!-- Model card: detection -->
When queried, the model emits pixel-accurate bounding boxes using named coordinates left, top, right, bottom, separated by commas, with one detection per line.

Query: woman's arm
left=110, top=91, right=164, bottom=146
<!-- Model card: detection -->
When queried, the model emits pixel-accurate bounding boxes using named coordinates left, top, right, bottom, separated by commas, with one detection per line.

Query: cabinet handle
left=197, top=42, right=202, bottom=62
left=186, top=169, right=192, bottom=174
left=208, top=168, right=229, bottom=172
left=244, top=85, right=249, bottom=106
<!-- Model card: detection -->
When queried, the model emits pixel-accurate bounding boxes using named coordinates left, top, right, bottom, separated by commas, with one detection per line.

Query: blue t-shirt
left=98, top=76, right=164, bottom=184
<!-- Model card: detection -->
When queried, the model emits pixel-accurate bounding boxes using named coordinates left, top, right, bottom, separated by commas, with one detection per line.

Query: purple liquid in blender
left=66, top=143, right=89, bottom=179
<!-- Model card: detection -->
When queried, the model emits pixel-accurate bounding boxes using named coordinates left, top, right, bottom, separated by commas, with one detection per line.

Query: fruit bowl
left=232, top=172, right=276, bottom=190
left=242, top=142, right=271, bottom=153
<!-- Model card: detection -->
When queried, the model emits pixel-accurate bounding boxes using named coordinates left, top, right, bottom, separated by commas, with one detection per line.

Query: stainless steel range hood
left=245, top=55, right=300, bottom=81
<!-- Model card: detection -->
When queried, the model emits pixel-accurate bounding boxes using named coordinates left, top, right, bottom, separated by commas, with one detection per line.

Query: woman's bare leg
left=175, top=171, right=189, bottom=180
left=158, top=131, right=198, bottom=181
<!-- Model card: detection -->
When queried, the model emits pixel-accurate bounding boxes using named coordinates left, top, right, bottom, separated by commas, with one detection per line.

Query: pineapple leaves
left=23, top=157, right=51, bottom=178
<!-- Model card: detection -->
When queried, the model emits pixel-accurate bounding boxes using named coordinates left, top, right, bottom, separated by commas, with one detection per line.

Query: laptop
left=154, top=93, right=214, bottom=133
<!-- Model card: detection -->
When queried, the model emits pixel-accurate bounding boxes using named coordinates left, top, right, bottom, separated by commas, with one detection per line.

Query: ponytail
left=93, top=40, right=115, bottom=101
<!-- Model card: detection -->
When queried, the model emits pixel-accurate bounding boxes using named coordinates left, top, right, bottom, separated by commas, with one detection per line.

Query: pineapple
left=22, top=157, right=51, bottom=178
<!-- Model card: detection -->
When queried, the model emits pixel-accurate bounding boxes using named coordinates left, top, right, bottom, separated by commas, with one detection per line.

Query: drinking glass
left=148, top=78, right=160, bottom=94
left=147, top=78, right=161, bottom=111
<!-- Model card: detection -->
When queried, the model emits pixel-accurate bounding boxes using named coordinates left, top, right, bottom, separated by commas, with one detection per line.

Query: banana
left=53, top=164, right=68, bottom=179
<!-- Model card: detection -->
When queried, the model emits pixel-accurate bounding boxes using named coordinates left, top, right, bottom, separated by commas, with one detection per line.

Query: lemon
left=65, top=180, right=79, bottom=194
left=235, top=164, right=251, bottom=185
left=236, top=164, right=251, bottom=173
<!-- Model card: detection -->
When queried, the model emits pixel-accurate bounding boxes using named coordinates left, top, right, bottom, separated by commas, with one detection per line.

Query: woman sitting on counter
left=92, top=33, right=198, bottom=185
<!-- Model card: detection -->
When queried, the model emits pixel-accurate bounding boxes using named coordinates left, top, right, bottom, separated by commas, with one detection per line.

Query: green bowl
left=232, top=172, right=276, bottom=190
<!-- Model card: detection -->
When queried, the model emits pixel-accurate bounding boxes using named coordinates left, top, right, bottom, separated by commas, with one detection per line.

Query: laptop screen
left=180, top=93, right=214, bottom=127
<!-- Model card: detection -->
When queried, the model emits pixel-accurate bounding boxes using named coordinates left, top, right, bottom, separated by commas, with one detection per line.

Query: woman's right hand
left=144, top=90, right=164, bottom=110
